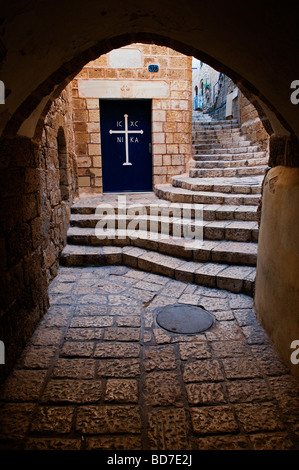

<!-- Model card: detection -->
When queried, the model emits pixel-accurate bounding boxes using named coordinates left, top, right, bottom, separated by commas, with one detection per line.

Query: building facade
left=71, top=44, right=193, bottom=193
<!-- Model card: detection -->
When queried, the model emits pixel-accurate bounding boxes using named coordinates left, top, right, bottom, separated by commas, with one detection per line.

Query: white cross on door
left=109, top=114, right=144, bottom=166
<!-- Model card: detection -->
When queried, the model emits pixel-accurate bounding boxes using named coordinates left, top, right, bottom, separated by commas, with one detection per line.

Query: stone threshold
left=60, top=245, right=256, bottom=296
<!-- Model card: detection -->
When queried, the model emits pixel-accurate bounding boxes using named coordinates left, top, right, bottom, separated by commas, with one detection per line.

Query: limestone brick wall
left=240, top=93, right=269, bottom=153
left=0, top=85, right=77, bottom=381
left=39, top=85, right=78, bottom=281
left=71, top=44, right=193, bottom=193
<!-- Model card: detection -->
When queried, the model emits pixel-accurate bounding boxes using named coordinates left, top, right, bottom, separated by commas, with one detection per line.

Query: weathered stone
left=0, top=403, right=35, bottom=439
left=191, top=406, right=239, bottom=435
left=233, top=308, right=257, bottom=326
left=205, top=320, right=244, bottom=341
left=107, top=295, right=141, bottom=307
left=74, top=305, right=110, bottom=316
left=105, top=379, right=138, bottom=403
left=134, top=280, right=163, bottom=292
left=183, top=360, right=224, bottom=382
left=94, top=342, right=140, bottom=358
left=0, top=369, right=47, bottom=401
left=177, top=293, right=201, bottom=305
left=32, top=327, right=64, bottom=346
left=1, top=263, right=297, bottom=450
left=147, top=408, right=191, bottom=450
left=178, top=342, right=210, bottom=360
left=197, top=435, right=249, bottom=450
left=227, top=379, right=271, bottom=403
left=31, top=406, right=74, bottom=433
left=41, top=379, right=104, bottom=403
left=52, top=358, right=97, bottom=379
left=234, top=403, right=284, bottom=432
left=199, top=296, right=230, bottom=311
left=249, top=433, right=295, bottom=450
left=159, top=280, right=187, bottom=298
left=76, top=405, right=141, bottom=434
left=64, top=328, right=104, bottom=341
left=229, top=294, right=253, bottom=309
left=144, top=371, right=183, bottom=405
left=210, top=340, right=250, bottom=358
left=25, top=438, right=82, bottom=450
left=97, top=359, right=140, bottom=378
left=84, top=435, right=142, bottom=450
left=78, top=294, right=108, bottom=305
left=143, top=345, right=177, bottom=371
left=222, top=356, right=262, bottom=379
left=241, top=325, right=269, bottom=344
left=250, top=344, right=289, bottom=376
left=42, top=312, right=70, bottom=327
left=60, top=341, right=95, bottom=357
left=212, top=310, right=234, bottom=321
left=115, top=315, right=141, bottom=327
left=20, top=345, right=57, bottom=368
left=124, top=287, right=155, bottom=303
left=103, top=327, right=140, bottom=342
left=70, top=316, right=113, bottom=328
left=186, top=382, right=227, bottom=405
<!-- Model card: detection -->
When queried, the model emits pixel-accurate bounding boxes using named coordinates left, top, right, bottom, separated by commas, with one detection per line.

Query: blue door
left=100, top=99, right=152, bottom=192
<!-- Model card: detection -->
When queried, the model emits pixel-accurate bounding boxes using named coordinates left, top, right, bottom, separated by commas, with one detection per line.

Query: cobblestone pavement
left=0, top=265, right=299, bottom=451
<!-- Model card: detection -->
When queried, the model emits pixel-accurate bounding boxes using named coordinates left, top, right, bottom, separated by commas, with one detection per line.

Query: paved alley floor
left=0, top=265, right=299, bottom=451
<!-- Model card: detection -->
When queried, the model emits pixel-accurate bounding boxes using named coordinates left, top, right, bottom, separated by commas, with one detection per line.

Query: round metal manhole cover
left=156, top=304, right=215, bottom=334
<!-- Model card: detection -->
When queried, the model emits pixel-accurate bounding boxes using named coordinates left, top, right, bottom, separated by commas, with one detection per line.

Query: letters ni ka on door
left=100, top=99, right=153, bottom=192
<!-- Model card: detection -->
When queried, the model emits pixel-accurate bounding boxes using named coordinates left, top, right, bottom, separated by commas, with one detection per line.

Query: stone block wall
left=71, top=44, right=193, bottom=193
left=239, top=93, right=269, bottom=152
left=39, top=86, right=78, bottom=281
left=0, top=85, right=77, bottom=381
left=0, top=136, right=46, bottom=380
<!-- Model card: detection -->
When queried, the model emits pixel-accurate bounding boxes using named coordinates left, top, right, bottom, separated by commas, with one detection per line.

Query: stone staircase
left=60, top=117, right=268, bottom=297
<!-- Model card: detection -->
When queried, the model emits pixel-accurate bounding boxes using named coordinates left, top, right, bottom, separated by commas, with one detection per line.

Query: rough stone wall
left=39, top=85, right=78, bottom=281
left=0, top=137, right=46, bottom=381
left=208, top=75, right=239, bottom=121
left=0, top=85, right=77, bottom=382
left=239, top=92, right=269, bottom=152
left=71, top=44, right=193, bottom=193
left=40, top=86, right=78, bottom=280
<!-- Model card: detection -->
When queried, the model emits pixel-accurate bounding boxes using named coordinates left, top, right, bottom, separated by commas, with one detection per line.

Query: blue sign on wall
left=148, top=64, right=159, bottom=72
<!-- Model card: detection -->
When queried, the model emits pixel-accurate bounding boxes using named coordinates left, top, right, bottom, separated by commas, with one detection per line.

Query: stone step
left=192, top=118, right=238, bottom=124
left=191, top=125, right=242, bottom=136
left=192, top=123, right=239, bottom=129
left=192, top=157, right=268, bottom=169
left=192, top=135, right=248, bottom=143
left=193, top=145, right=261, bottom=154
left=192, top=117, right=213, bottom=123
left=192, top=140, right=252, bottom=148
left=189, top=165, right=267, bottom=178
left=66, top=227, right=258, bottom=265
left=70, top=203, right=257, bottom=222
left=154, top=184, right=261, bottom=205
left=68, top=216, right=258, bottom=243
left=171, top=175, right=262, bottom=195
left=193, top=151, right=266, bottom=161
left=60, top=245, right=256, bottom=296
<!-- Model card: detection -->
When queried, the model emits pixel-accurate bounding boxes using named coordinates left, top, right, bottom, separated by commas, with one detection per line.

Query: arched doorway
left=0, top=3, right=299, bottom=382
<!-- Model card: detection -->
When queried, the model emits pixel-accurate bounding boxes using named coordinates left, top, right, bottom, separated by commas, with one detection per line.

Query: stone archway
left=0, top=2, right=299, bottom=379
left=0, top=32, right=284, bottom=143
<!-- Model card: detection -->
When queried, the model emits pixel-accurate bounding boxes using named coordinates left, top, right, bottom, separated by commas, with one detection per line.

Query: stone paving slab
left=0, top=265, right=298, bottom=451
